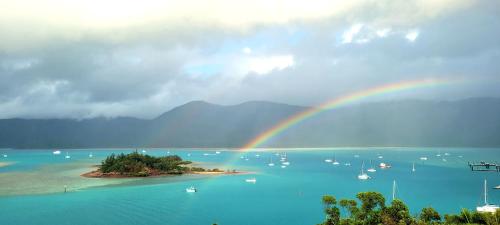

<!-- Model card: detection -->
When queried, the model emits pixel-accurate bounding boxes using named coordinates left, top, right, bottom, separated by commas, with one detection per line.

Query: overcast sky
left=1, top=0, right=499, bottom=119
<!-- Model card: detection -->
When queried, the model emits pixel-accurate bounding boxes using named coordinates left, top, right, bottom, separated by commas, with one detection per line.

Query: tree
left=420, top=207, right=440, bottom=223
left=320, top=195, right=340, bottom=225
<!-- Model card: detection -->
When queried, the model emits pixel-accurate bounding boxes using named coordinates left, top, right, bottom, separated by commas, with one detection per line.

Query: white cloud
left=405, top=30, right=420, bottom=42
left=341, top=24, right=363, bottom=44
left=376, top=28, right=391, bottom=38
left=246, top=55, right=295, bottom=75
left=242, top=47, right=252, bottom=54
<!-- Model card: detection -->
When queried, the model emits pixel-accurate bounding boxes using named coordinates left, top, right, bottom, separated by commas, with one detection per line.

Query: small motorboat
left=324, top=159, right=333, bottom=163
left=186, top=186, right=197, bottom=193
left=215, top=151, right=221, bottom=154
left=245, top=178, right=257, bottom=183
left=379, top=163, right=391, bottom=169
left=420, top=157, right=428, bottom=161
left=344, top=162, right=351, bottom=166
left=52, top=150, right=61, bottom=155
left=494, top=185, right=500, bottom=190
left=282, top=161, right=290, bottom=166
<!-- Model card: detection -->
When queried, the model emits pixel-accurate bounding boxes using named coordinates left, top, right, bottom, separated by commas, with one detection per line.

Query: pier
left=468, top=162, right=500, bottom=172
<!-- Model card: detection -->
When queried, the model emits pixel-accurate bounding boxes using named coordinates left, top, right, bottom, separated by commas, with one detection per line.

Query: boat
left=281, top=165, right=287, bottom=168
left=436, top=150, right=441, bottom=157
left=332, top=154, right=340, bottom=165
left=378, top=155, right=383, bottom=159
left=357, top=161, right=370, bottom=180
left=367, top=160, right=376, bottom=173
left=476, top=180, right=499, bottom=213
left=141, top=150, right=147, bottom=153
left=494, top=185, right=500, bottom=190
left=444, top=152, right=450, bottom=156
left=354, top=154, right=360, bottom=158
left=420, top=157, right=428, bottom=161
left=65, top=152, right=71, bottom=159
left=282, top=161, right=290, bottom=166
left=186, top=186, right=197, bottom=193
left=324, top=159, right=333, bottom=163
left=89, top=152, right=93, bottom=158
left=2, top=154, right=7, bottom=158
left=268, top=157, right=275, bottom=167
left=344, top=162, right=351, bottom=166
left=245, top=178, right=257, bottom=183
left=412, top=162, right=416, bottom=172
left=52, top=150, right=61, bottom=155
left=215, top=151, right=221, bottom=154
left=379, top=163, right=391, bottom=169
left=442, top=158, right=447, bottom=162
left=255, top=154, right=260, bottom=158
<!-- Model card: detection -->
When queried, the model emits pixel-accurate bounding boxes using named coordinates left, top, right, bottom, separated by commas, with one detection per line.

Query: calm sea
left=0, top=148, right=499, bottom=225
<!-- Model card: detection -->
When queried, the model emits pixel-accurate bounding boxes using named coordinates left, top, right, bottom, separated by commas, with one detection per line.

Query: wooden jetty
left=468, top=162, right=500, bottom=172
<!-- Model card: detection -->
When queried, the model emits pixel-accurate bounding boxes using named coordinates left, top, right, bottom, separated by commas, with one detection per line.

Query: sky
left=0, top=0, right=499, bottom=119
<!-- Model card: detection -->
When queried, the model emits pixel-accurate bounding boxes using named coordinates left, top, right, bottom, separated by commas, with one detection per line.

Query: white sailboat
left=412, top=162, right=416, bottom=172
left=436, top=150, right=441, bottom=157
left=476, top=179, right=499, bottom=213
left=65, top=152, right=71, bottom=159
left=367, top=160, right=376, bottom=173
left=357, top=161, right=370, bottom=180
left=268, top=157, right=275, bottom=167
left=89, top=152, right=93, bottom=158
left=332, top=154, right=340, bottom=165
left=325, top=153, right=333, bottom=163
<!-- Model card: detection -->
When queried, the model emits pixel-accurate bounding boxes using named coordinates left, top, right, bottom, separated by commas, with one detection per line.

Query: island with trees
left=318, top=192, right=499, bottom=225
left=82, top=151, right=240, bottom=178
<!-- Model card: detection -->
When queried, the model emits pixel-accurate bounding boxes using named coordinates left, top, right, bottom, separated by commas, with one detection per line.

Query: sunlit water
left=0, top=148, right=499, bottom=225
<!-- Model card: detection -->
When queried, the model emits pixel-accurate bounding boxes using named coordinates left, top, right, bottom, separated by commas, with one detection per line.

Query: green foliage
left=100, top=151, right=191, bottom=176
left=420, top=207, right=441, bottom=222
left=319, top=192, right=500, bottom=225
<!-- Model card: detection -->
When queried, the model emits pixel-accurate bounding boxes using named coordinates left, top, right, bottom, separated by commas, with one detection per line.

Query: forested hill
left=1, top=98, right=500, bottom=148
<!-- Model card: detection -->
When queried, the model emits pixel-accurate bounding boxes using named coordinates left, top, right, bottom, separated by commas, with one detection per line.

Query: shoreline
left=0, top=162, right=14, bottom=168
left=81, top=169, right=249, bottom=178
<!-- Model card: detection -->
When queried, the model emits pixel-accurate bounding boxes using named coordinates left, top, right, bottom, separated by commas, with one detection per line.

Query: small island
left=82, top=151, right=242, bottom=178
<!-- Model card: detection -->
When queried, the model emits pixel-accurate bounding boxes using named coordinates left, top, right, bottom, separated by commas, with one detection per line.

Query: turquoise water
left=0, top=148, right=499, bottom=225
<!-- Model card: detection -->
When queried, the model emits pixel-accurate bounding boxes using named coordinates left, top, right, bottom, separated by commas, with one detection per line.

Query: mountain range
left=1, top=98, right=500, bottom=148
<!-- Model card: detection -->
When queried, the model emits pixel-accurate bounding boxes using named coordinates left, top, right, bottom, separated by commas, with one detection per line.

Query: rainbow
left=241, top=78, right=450, bottom=150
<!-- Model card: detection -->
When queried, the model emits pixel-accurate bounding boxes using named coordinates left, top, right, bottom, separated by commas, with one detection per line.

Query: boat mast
left=484, top=179, right=488, bottom=205
left=392, top=180, right=396, bottom=201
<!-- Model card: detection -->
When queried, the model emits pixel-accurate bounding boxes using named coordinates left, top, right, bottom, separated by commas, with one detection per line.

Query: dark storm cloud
left=0, top=0, right=499, bottom=119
